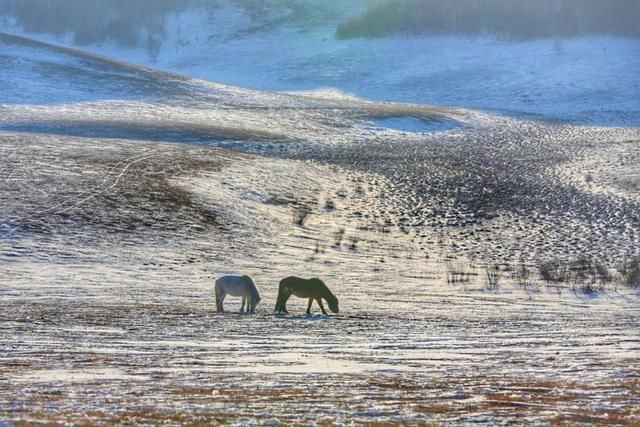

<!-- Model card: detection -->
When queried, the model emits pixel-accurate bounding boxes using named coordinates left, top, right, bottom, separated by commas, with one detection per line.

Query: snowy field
left=1, top=31, right=640, bottom=425
left=151, top=34, right=640, bottom=125
left=4, top=0, right=640, bottom=125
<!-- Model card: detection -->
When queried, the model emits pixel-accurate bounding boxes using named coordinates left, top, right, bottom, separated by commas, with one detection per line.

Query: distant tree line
left=336, top=0, right=640, bottom=39
left=0, top=0, right=215, bottom=50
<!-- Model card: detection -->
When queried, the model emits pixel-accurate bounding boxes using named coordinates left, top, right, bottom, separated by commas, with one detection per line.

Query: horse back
left=280, top=276, right=327, bottom=296
left=216, top=275, right=254, bottom=291
left=280, top=276, right=322, bottom=285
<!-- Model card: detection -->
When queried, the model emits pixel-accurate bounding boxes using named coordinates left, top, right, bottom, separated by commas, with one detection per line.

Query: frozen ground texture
left=4, top=0, right=639, bottom=125
left=1, top=33, right=639, bottom=424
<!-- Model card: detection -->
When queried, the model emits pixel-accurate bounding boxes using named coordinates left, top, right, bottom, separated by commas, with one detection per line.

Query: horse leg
left=275, top=286, right=288, bottom=313
left=215, top=287, right=221, bottom=312
left=316, top=298, right=327, bottom=315
left=283, top=292, right=290, bottom=314
left=220, top=292, right=226, bottom=312
left=216, top=286, right=225, bottom=313
left=306, top=298, right=313, bottom=315
left=274, top=283, right=292, bottom=314
left=276, top=291, right=290, bottom=314
left=241, top=296, right=246, bottom=314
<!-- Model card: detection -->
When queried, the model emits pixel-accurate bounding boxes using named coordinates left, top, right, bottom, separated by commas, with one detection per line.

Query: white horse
left=214, top=275, right=261, bottom=313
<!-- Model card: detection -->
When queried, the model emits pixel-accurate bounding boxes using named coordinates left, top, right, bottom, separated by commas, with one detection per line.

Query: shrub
left=485, top=264, right=500, bottom=290
left=514, top=260, right=538, bottom=293
left=617, top=257, right=640, bottom=289
left=446, top=262, right=476, bottom=284
left=539, top=257, right=613, bottom=293
left=336, top=0, right=640, bottom=39
left=0, top=0, right=211, bottom=51
left=333, top=228, right=345, bottom=247
left=292, top=204, right=312, bottom=226
left=349, top=235, right=359, bottom=251
left=324, top=199, right=336, bottom=211
left=569, top=256, right=613, bottom=293
left=539, top=260, right=569, bottom=284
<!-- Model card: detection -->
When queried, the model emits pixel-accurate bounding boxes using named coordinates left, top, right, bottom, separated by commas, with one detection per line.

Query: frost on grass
left=1, top=33, right=639, bottom=425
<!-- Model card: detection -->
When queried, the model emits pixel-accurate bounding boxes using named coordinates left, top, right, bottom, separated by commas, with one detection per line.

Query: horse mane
left=323, top=285, right=339, bottom=313
left=313, top=279, right=336, bottom=301
left=324, top=288, right=337, bottom=303
left=244, top=276, right=260, bottom=299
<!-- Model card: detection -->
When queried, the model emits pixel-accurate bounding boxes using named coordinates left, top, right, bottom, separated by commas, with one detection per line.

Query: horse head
left=250, top=295, right=262, bottom=312
left=325, top=292, right=339, bottom=313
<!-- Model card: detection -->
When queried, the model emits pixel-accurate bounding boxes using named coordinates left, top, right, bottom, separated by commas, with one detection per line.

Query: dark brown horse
left=275, top=276, right=339, bottom=315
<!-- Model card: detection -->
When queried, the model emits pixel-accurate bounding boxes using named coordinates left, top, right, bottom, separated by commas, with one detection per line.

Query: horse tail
left=274, top=284, right=282, bottom=312
left=275, top=280, right=286, bottom=312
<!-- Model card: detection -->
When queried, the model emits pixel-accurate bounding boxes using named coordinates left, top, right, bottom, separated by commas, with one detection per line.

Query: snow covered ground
left=1, top=30, right=639, bottom=424
left=150, top=33, right=640, bottom=125
left=2, top=132, right=639, bottom=424
left=3, top=0, right=639, bottom=125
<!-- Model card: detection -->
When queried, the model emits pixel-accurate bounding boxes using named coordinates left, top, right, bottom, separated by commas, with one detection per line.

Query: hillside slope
left=1, top=1, right=638, bottom=124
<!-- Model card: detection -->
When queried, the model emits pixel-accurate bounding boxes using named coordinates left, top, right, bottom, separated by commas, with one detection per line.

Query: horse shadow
left=273, top=313, right=334, bottom=321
